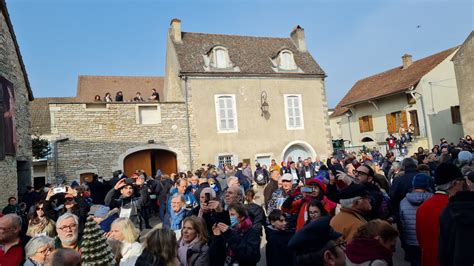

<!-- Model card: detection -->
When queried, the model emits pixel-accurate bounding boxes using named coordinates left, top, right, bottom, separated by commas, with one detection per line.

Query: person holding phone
left=195, top=188, right=230, bottom=238
left=104, top=178, right=149, bottom=228
left=282, top=179, right=336, bottom=231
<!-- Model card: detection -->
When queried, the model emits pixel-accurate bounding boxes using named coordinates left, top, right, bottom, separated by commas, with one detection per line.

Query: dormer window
left=271, top=49, right=302, bottom=73
left=203, top=46, right=240, bottom=72
left=278, top=50, right=297, bottom=70
left=213, top=48, right=229, bottom=68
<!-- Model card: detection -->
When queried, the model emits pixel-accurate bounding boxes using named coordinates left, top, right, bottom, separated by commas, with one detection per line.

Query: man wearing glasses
left=0, top=214, right=30, bottom=265
left=54, top=213, right=81, bottom=251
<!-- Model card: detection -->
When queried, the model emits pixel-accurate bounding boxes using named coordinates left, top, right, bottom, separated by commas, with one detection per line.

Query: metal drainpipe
left=411, top=91, right=430, bottom=147
left=181, top=75, right=193, bottom=172
left=53, top=137, right=69, bottom=178
left=347, top=114, right=353, bottom=146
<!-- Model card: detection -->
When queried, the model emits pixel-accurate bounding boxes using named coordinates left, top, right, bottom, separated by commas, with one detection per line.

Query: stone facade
left=49, top=102, right=198, bottom=181
left=0, top=6, right=33, bottom=204
left=453, top=32, right=474, bottom=136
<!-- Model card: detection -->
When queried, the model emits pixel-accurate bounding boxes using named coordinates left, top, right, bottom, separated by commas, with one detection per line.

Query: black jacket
left=245, top=203, right=265, bottom=235
left=264, top=226, right=294, bottom=266
left=209, top=226, right=261, bottom=266
left=439, top=191, right=474, bottom=266
left=390, top=168, right=429, bottom=219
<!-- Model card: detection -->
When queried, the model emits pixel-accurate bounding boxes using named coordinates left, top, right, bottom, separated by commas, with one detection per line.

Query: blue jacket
left=399, top=191, right=433, bottom=246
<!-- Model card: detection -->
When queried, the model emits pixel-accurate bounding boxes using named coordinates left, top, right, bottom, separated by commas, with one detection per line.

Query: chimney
left=290, top=25, right=307, bottom=52
left=170, top=18, right=182, bottom=44
left=402, top=54, right=413, bottom=69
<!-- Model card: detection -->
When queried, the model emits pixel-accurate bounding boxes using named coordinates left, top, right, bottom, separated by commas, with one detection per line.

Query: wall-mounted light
left=260, top=91, right=269, bottom=116
left=148, top=140, right=155, bottom=144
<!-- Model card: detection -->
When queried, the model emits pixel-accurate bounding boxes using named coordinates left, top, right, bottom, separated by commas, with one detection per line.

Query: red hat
left=306, top=179, right=327, bottom=194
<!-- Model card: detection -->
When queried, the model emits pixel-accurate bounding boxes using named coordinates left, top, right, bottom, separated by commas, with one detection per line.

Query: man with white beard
left=54, top=213, right=81, bottom=250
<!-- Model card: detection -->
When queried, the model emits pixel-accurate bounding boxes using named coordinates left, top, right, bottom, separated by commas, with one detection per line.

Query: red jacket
left=416, top=192, right=449, bottom=266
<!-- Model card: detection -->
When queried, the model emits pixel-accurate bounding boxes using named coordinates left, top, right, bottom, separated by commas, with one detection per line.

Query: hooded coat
left=399, top=191, right=433, bottom=246
left=439, top=191, right=474, bottom=266
left=264, top=226, right=294, bottom=266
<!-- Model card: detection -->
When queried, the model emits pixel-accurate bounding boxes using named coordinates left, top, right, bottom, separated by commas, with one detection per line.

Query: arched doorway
left=361, top=137, right=374, bottom=143
left=281, top=141, right=316, bottom=162
left=123, top=149, right=177, bottom=177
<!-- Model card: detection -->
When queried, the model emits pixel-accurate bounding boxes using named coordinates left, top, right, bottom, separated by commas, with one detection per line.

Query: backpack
left=255, top=169, right=266, bottom=186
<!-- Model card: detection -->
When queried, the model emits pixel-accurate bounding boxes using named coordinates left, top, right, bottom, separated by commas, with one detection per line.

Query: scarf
left=170, top=208, right=186, bottom=230
left=178, top=237, right=199, bottom=266
left=345, top=237, right=393, bottom=266
left=28, top=217, right=53, bottom=237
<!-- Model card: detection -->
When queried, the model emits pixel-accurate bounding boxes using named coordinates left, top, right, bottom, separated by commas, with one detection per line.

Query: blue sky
left=6, top=0, right=473, bottom=107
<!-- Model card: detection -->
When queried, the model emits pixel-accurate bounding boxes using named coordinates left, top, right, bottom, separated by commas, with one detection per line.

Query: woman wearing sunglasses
left=27, top=201, right=56, bottom=237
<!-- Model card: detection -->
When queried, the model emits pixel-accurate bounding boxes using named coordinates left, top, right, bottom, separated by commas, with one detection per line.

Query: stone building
left=0, top=0, right=34, bottom=203
left=453, top=31, right=473, bottom=136
left=32, top=19, right=332, bottom=183
left=330, top=46, right=462, bottom=153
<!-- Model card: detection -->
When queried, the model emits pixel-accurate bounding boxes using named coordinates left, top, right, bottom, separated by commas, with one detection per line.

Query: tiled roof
left=76, top=75, right=164, bottom=102
left=173, top=32, right=325, bottom=76
left=329, top=104, right=349, bottom=118
left=337, top=47, right=458, bottom=108
left=30, top=97, right=77, bottom=135
left=1, top=0, right=33, bottom=100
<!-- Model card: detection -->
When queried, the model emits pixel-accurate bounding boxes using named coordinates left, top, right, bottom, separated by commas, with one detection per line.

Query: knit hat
left=458, top=151, right=473, bottom=163
left=288, top=216, right=341, bottom=253
left=88, top=205, right=110, bottom=218
left=434, top=163, right=463, bottom=185
left=412, top=173, right=432, bottom=190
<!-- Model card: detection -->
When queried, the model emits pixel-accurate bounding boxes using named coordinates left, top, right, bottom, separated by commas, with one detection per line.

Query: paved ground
left=143, top=185, right=410, bottom=265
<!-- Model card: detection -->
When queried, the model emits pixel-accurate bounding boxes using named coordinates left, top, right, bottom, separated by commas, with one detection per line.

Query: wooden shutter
left=359, top=117, right=365, bottom=133
left=401, top=111, right=408, bottom=129
left=368, top=116, right=373, bottom=131
left=386, top=114, right=393, bottom=134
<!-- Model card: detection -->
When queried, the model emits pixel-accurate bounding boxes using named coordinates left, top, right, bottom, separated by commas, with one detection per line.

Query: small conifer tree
left=81, top=217, right=115, bottom=265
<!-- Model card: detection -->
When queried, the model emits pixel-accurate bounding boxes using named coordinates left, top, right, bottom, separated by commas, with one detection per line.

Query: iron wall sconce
left=261, top=91, right=269, bottom=116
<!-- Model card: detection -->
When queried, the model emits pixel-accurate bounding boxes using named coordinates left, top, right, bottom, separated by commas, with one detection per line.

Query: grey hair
left=171, top=193, right=186, bottom=203
left=25, top=235, right=54, bottom=258
left=402, top=158, right=418, bottom=171
left=339, top=196, right=362, bottom=208
left=227, top=176, right=239, bottom=186
left=56, top=213, right=79, bottom=228
left=3, top=214, right=22, bottom=228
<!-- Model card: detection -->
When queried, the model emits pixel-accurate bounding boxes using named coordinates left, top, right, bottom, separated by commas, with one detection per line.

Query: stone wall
left=49, top=102, right=198, bottom=182
left=453, top=35, right=474, bottom=135
left=0, top=10, right=32, bottom=204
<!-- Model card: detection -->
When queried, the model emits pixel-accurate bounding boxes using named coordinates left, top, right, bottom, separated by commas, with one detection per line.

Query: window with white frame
left=279, top=50, right=297, bottom=70
left=218, top=154, right=234, bottom=167
left=215, top=95, right=238, bottom=132
left=210, top=47, right=230, bottom=69
left=284, top=94, right=304, bottom=129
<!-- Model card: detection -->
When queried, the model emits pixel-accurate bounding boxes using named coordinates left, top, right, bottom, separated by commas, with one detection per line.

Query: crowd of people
left=93, top=88, right=160, bottom=103
left=1, top=136, right=473, bottom=266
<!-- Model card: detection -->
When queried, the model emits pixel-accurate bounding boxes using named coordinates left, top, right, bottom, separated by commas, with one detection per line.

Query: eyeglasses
left=354, top=170, right=368, bottom=176
left=333, top=239, right=347, bottom=250
left=37, top=247, right=53, bottom=255
left=58, top=224, right=77, bottom=231
left=65, top=198, right=75, bottom=202
left=36, top=207, right=44, bottom=211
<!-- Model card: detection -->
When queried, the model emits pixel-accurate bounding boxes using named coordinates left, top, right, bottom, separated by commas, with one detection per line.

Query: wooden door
left=409, top=110, right=420, bottom=136
left=124, top=150, right=152, bottom=177
left=153, top=150, right=177, bottom=176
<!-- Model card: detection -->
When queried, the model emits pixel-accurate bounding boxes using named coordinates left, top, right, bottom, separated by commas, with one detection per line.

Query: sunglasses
left=65, top=197, right=75, bottom=202
left=354, top=170, right=368, bottom=176
left=36, top=207, right=44, bottom=211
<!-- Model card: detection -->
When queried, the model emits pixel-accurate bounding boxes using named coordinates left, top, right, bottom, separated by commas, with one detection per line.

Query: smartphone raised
left=301, top=186, right=313, bottom=193
left=205, top=193, right=211, bottom=204
left=53, top=186, right=67, bottom=194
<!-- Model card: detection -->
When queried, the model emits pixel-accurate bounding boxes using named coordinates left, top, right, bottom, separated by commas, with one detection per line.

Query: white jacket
left=120, top=241, right=143, bottom=266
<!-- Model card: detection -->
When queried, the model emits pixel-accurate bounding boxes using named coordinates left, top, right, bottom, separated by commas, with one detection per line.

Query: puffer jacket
left=185, top=240, right=209, bottom=266
left=399, top=191, right=433, bottom=246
